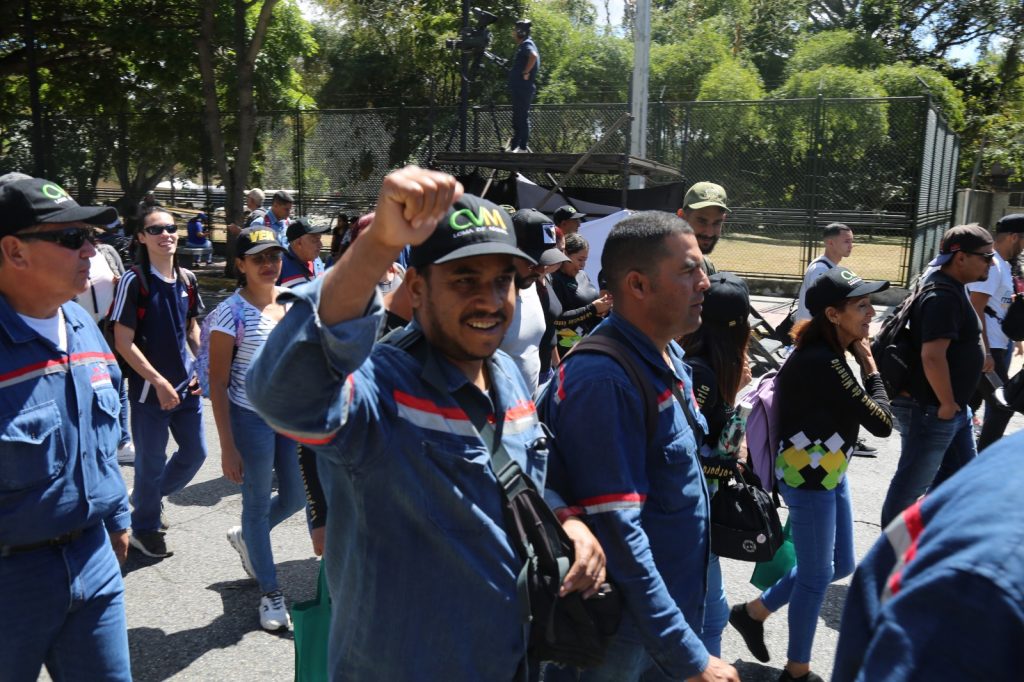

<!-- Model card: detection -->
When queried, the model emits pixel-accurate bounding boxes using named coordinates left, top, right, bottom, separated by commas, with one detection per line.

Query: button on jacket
left=247, top=279, right=550, bottom=681
left=538, top=313, right=712, bottom=679
left=0, top=295, right=129, bottom=547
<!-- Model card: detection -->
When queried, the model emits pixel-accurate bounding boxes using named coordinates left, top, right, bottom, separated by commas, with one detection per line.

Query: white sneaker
left=117, top=442, right=136, bottom=464
left=259, top=590, right=291, bottom=631
left=226, top=526, right=256, bottom=580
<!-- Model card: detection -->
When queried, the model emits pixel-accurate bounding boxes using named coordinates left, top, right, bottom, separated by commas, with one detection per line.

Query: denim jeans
left=543, top=636, right=677, bottom=682
left=701, top=553, right=728, bottom=657
left=881, top=398, right=976, bottom=527
left=760, top=477, right=855, bottom=664
left=118, top=373, right=130, bottom=448
left=510, top=84, right=536, bottom=150
left=0, top=524, right=130, bottom=681
left=978, top=344, right=1014, bottom=452
left=131, top=394, right=207, bottom=533
left=229, top=403, right=305, bottom=593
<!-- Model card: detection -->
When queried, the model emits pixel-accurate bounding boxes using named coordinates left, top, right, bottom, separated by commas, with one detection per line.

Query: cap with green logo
left=408, top=194, right=535, bottom=269
left=805, top=267, right=889, bottom=317
left=683, top=181, right=729, bottom=211
left=0, top=177, right=118, bottom=236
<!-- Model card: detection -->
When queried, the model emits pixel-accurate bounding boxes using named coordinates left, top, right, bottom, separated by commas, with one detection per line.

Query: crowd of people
left=2, top=165, right=1023, bottom=682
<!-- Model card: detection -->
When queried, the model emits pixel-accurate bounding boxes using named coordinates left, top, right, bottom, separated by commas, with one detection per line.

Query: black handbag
left=710, top=464, right=784, bottom=563
left=1004, top=368, right=1024, bottom=414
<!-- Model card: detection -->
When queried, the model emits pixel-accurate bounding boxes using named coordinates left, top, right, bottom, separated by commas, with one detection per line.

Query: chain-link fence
left=0, top=96, right=957, bottom=286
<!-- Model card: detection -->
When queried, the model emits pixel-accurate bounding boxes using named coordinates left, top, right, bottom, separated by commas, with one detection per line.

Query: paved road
left=42, top=285, right=1024, bottom=681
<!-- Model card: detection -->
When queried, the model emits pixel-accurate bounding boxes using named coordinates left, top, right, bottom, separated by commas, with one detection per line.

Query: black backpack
left=871, top=280, right=959, bottom=396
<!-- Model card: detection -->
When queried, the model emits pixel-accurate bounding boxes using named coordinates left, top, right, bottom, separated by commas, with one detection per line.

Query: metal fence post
left=293, top=108, right=304, bottom=215
left=804, top=95, right=825, bottom=268
left=679, top=103, right=691, bottom=183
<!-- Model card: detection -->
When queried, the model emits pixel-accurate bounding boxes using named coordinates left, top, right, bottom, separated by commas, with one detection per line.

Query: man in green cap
left=678, top=181, right=729, bottom=276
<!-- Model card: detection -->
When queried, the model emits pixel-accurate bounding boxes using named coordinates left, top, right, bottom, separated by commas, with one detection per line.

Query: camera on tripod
left=445, top=7, right=499, bottom=53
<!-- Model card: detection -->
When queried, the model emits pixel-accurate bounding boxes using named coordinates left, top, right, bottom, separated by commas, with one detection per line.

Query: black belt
left=0, top=528, right=85, bottom=557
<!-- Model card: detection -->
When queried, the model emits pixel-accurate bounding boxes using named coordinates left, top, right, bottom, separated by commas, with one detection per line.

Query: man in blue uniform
left=834, top=430, right=1024, bottom=681
left=508, top=19, right=539, bottom=152
left=279, top=216, right=327, bottom=288
left=247, top=167, right=604, bottom=680
left=0, top=177, right=132, bottom=680
left=540, top=211, right=739, bottom=682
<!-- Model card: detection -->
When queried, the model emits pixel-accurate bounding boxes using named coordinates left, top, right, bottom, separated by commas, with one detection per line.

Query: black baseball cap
left=513, top=209, right=571, bottom=267
left=272, top=190, right=294, bottom=204
left=928, top=224, right=994, bottom=267
left=553, top=205, right=586, bottom=224
left=408, top=194, right=535, bottom=269
left=996, top=214, right=1024, bottom=234
left=702, top=272, right=750, bottom=328
left=0, top=177, right=118, bottom=237
left=805, top=267, right=890, bottom=317
left=237, top=227, right=284, bottom=256
left=287, top=216, right=329, bottom=242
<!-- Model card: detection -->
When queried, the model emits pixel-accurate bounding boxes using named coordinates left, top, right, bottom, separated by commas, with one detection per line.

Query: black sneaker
left=852, top=438, right=878, bottom=457
left=729, top=603, right=770, bottom=662
left=778, top=669, right=824, bottom=682
left=129, top=531, right=173, bottom=558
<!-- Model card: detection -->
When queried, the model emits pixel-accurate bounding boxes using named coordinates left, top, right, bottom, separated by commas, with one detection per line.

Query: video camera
left=445, top=7, right=498, bottom=53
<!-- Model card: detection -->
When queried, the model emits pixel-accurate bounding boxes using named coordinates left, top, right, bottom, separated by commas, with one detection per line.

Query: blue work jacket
left=246, top=279, right=550, bottom=681
left=833, top=430, right=1024, bottom=681
left=538, top=312, right=712, bottom=679
left=0, top=294, right=129, bottom=547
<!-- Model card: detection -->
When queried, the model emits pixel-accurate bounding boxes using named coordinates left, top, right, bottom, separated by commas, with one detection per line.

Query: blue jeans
left=761, top=477, right=855, bottom=664
left=543, top=637, right=675, bottom=682
left=510, top=84, right=536, bottom=150
left=881, top=398, right=976, bottom=527
left=229, top=403, right=305, bottom=593
left=118, top=373, right=130, bottom=448
left=130, top=395, right=208, bottom=533
left=978, top=345, right=1014, bottom=452
left=0, top=524, right=130, bottom=681
left=701, top=553, right=728, bottom=657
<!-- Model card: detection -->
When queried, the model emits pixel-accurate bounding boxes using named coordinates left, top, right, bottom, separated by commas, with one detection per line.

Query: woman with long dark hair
left=550, top=233, right=611, bottom=352
left=680, top=272, right=753, bottom=658
left=728, top=268, right=893, bottom=682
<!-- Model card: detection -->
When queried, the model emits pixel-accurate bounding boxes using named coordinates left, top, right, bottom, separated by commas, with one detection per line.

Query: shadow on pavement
left=734, top=659, right=783, bottom=681
left=820, top=583, right=849, bottom=632
left=127, top=557, right=320, bottom=681
left=169, top=476, right=239, bottom=508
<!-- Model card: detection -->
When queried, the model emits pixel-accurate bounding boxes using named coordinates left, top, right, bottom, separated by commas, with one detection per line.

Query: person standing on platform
left=508, top=19, right=539, bottom=152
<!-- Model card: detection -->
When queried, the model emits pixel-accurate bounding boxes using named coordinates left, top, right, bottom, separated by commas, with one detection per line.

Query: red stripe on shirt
left=578, top=492, right=648, bottom=507
left=886, top=499, right=925, bottom=598
left=393, top=390, right=470, bottom=421
left=505, top=399, right=537, bottom=421
left=0, top=351, right=114, bottom=383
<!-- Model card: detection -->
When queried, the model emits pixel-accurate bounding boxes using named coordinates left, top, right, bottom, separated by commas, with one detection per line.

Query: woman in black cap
left=680, top=271, right=754, bottom=658
left=728, top=267, right=894, bottom=682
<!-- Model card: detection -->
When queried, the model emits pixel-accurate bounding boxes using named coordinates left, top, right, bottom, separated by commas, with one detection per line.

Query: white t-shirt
left=18, top=308, right=67, bottom=352
left=74, top=250, right=117, bottom=324
left=207, top=291, right=288, bottom=411
left=499, top=283, right=547, bottom=396
left=966, top=251, right=1014, bottom=351
left=795, top=255, right=837, bottom=322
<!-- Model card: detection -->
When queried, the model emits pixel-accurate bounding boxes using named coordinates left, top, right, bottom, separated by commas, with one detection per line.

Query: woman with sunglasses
left=111, top=207, right=207, bottom=560
left=207, top=227, right=305, bottom=632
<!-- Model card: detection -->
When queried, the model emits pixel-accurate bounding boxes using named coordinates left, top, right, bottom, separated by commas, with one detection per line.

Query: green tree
left=785, top=29, right=888, bottom=74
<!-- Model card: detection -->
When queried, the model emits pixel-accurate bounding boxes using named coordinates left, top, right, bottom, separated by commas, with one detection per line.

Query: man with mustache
left=247, top=167, right=604, bottom=681
left=0, top=176, right=131, bottom=680
left=679, top=182, right=729, bottom=277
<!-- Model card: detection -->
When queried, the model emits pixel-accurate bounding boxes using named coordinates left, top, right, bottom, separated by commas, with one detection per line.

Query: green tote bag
left=293, top=561, right=331, bottom=682
left=749, top=518, right=796, bottom=591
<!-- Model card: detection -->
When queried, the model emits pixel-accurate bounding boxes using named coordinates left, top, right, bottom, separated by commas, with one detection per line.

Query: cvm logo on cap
left=841, top=269, right=863, bottom=285
left=41, top=182, right=71, bottom=204
left=449, top=206, right=508, bottom=232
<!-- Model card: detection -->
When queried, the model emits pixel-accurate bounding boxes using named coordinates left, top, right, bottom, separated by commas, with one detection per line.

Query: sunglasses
left=246, top=250, right=283, bottom=264
left=14, top=226, right=97, bottom=250
left=966, top=251, right=996, bottom=262
left=144, top=223, right=178, bottom=236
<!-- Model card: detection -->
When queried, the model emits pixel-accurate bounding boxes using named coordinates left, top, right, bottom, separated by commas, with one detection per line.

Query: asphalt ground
left=40, top=290, right=1024, bottom=682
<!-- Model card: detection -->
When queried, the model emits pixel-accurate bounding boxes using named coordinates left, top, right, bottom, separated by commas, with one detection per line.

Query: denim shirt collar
left=604, top=311, right=687, bottom=383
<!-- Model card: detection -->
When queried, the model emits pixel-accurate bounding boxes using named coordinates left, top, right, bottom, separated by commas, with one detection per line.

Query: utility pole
left=629, top=0, right=650, bottom=189
left=24, top=0, right=45, bottom=177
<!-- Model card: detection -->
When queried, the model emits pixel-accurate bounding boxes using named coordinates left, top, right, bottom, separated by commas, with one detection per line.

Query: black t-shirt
left=909, top=270, right=984, bottom=406
left=536, top=276, right=563, bottom=374
left=550, top=270, right=602, bottom=351
left=686, top=356, right=731, bottom=447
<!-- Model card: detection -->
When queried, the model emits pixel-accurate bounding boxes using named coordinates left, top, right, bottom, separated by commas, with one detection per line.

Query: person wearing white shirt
left=795, top=223, right=854, bottom=323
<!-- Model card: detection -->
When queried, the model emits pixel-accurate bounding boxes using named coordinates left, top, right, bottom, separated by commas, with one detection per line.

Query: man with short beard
left=679, top=181, right=729, bottom=276
left=247, top=168, right=604, bottom=681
